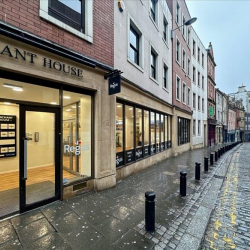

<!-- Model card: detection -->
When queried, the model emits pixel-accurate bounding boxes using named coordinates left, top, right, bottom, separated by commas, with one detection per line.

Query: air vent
left=73, top=182, right=87, bottom=191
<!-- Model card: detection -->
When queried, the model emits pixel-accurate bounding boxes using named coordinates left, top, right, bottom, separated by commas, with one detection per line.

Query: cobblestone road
left=201, top=143, right=250, bottom=250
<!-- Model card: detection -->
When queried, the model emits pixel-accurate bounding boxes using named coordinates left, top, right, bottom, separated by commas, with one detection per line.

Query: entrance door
left=19, top=105, right=60, bottom=213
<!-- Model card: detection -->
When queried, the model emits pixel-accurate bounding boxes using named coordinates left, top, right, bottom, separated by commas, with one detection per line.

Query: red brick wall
left=167, top=0, right=191, bottom=114
left=0, top=0, right=114, bottom=67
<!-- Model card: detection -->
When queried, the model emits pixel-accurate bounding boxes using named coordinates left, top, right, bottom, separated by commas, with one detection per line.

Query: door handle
left=23, top=137, right=31, bottom=181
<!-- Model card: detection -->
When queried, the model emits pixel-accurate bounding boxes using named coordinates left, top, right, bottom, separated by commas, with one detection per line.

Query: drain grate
left=214, top=175, right=226, bottom=179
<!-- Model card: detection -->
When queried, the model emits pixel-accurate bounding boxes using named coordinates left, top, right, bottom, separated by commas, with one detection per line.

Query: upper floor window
left=182, top=16, right=186, bottom=38
left=176, top=39, right=180, bottom=63
left=163, top=17, right=168, bottom=42
left=151, top=49, right=157, bottom=80
left=198, top=95, right=200, bottom=110
left=130, top=26, right=140, bottom=65
left=198, top=47, right=200, bottom=62
left=187, top=29, right=190, bottom=46
left=202, top=98, right=204, bottom=112
left=193, top=66, right=196, bottom=83
left=187, top=58, right=190, bottom=76
left=193, top=40, right=196, bottom=57
left=176, top=2, right=180, bottom=25
left=193, top=93, right=196, bottom=109
left=183, top=83, right=186, bottom=104
left=49, top=0, right=85, bottom=32
left=182, top=50, right=186, bottom=71
left=187, top=88, right=191, bottom=106
left=163, top=64, right=168, bottom=90
left=198, top=71, right=200, bottom=86
left=202, top=53, right=204, bottom=67
left=150, top=0, right=157, bottom=22
left=176, top=76, right=181, bottom=100
left=202, top=76, right=204, bottom=89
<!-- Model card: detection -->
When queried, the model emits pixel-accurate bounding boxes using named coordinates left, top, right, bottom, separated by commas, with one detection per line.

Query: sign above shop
left=104, top=69, right=123, bottom=95
left=0, top=44, right=83, bottom=78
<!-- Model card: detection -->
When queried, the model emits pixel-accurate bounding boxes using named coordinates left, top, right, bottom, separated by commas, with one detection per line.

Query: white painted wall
left=114, top=0, right=172, bottom=104
left=191, top=29, right=207, bottom=146
left=216, top=90, right=223, bottom=124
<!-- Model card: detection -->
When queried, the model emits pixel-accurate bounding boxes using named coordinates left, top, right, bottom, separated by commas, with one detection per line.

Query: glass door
left=19, top=105, right=60, bottom=213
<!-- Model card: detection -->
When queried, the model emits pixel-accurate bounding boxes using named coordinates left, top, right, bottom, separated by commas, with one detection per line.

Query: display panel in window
left=49, top=0, right=85, bottom=32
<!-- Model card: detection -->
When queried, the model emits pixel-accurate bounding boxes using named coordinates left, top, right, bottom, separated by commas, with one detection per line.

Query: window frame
left=182, top=49, right=186, bottom=72
left=150, top=47, right=158, bottom=81
left=150, top=0, right=157, bottom=23
left=176, top=37, right=181, bottom=64
left=178, top=117, right=190, bottom=146
left=183, top=82, right=186, bottom=104
left=176, top=75, right=181, bottom=101
left=129, top=25, right=140, bottom=66
left=163, top=63, right=169, bottom=91
left=163, top=15, right=168, bottom=44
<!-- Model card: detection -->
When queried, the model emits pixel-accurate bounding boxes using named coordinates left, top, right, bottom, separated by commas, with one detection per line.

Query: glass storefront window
left=160, top=114, right=164, bottom=151
left=136, top=108, right=142, bottom=148
left=125, top=105, right=134, bottom=150
left=178, top=117, right=190, bottom=146
left=168, top=116, right=171, bottom=144
left=144, top=110, right=149, bottom=146
left=165, top=116, right=168, bottom=142
left=150, top=112, right=155, bottom=154
left=63, top=91, right=91, bottom=183
left=156, top=113, right=160, bottom=152
left=116, top=103, right=123, bottom=153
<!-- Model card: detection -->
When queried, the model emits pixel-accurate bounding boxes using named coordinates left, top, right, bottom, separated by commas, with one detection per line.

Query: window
left=198, top=120, right=201, bottom=135
left=187, top=88, right=191, bottom=106
left=49, top=0, right=85, bottom=32
left=202, top=76, right=204, bottom=89
left=176, top=2, right=180, bottom=24
left=151, top=49, right=157, bottom=80
left=176, top=76, right=181, bottom=100
left=163, top=65, right=168, bottom=90
left=202, top=53, right=204, bottom=67
left=187, top=29, right=190, bottom=46
left=183, top=83, right=186, bottom=104
left=193, top=66, right=196, bottom=83
left=198, top=96, right=200, bottom=110
left=202, top=98, right=204, bottom=112
left=130, top=26, right=140, bottom=65
left=163, top=17, right=168, bottom=42
left=193, top=93, right=196, bottom=109
left=193, top=119, right=196, bottom=136
left=182, top=50, right=186, bottom=71
left=198, top=47, right=200, bottom=62
left=187, top=58, right=190, bottom=76
left=198, top=71, right=200, bottom=86
left=115, top=101, right=172, bottom=167
left=178, top=117, right=190, bottom=145
left=176, top=39, right=180, bottom=63
left=150, top=0, right=157, bottom=22
left=193, top=40, right=196, bottom=57
left=182, top=16, right=186, bottom=38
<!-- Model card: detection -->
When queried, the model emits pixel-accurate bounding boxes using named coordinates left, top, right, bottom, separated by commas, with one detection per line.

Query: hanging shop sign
left=104, top=69, right=123, bottom=95
left=0, top=115, right=16, bottom=158
left=0, top=44, right=83, bottom=78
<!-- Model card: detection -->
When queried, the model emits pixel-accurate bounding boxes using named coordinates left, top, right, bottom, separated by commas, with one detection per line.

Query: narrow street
left=0, top=143, right=242, bottom=250
left=202, top=143, right=250, bottom=250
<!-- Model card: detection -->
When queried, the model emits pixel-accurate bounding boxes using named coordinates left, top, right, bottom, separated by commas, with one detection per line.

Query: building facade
left=167, top=0, right=192, bottom=155
left=114, top=0, right=173, bottom=179
left=0, top=0, right=117, bottom=218
left=235, top=99, right=245, bottom=142
left=215, top=89, right=223, bottom=144
left=191, top=29, right=207, bottom=148
left=207, top=42, right=216, bottom=146
left=222, top=92, right=228, bottom=142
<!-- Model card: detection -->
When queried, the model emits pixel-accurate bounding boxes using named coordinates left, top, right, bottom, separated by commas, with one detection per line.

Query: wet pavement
left=0, top=144, right=241, bottom=250
left=201, top=143, right=250, bottom=250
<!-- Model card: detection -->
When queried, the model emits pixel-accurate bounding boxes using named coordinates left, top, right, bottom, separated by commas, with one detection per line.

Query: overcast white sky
left=186, top=0, right=250, bottom=94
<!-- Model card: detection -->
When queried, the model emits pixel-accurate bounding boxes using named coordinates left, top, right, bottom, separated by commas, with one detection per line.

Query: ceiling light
left=66, top=109, right=71, bottom=112
left=50, top=102, right=57, bottom=105
left=63, top=96, right=71, bottom=99
left=3, top=83, right=23, bottom=92
left=117, top=105, right=122, bottom=108
left=129, top=108, right=133, bottom=110
left=4, top=102, right=11, bottom=105
left=72, top=105, right=76, bottom=109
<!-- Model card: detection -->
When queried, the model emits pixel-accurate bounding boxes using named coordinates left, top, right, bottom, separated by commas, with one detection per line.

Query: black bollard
left=204, top=157, right=209, bottom=171
left=218, top=148, right=221, bottom=158
left=145, top=191, right=155, bottom=232
left=215, top=151, right=218, bottom=162
left=210, top=153, right=214, bottom=165
left=195, top=162, right=201, bottom=180
left=180, top=171, right=187, bottom=197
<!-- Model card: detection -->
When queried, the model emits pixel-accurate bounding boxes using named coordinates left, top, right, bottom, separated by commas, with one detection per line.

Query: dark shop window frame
left=116, top=98, right=172, bottom=169
left=178, top=117, right=190, bottom=146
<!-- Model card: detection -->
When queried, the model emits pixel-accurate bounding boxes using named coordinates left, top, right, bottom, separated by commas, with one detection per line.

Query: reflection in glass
left=168, top=116, right=171, bottom=142
left=59, top=0, right=81, bottom=13
left=125, top=105, right=134, bottom=150
left=116, top=103, right=123, bottom=152
left=144, top=110, right=149, bottom=146
left=161, top=114, right=164, bottom=143
left=151, top=112, right=155, bottom=144
left=136, top=108, right=142, bottom=147
left=165, top=116, right=168, bottom=142
left=156, top=113, right=160, bottom=151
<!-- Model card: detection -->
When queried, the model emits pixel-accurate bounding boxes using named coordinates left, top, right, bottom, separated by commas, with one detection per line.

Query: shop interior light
left=117, top=105, right=122, bottom=108
left=4, top=102, right=11, bottom=105
left=50, top=102, right=57, bottom=105
left=66, top=109, right=71, bottom=112
left=63, top=96, right=71, bottom=99
left=72, top=105, right=76, bottom=108
left=3, top=83, right=23, bottom=92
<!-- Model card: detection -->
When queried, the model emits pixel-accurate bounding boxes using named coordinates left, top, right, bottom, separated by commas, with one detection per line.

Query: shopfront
left=0, top=30, right=115, bottom=219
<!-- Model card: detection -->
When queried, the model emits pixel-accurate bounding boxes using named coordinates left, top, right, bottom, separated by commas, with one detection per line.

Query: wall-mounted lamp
left=171, top=17, right=197, bottom=39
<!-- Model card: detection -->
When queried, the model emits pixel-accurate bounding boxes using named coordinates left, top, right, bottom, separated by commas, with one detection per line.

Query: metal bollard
left=215, top=151, right=218, bottom=162
left=195, top=162, right=201, bottom=180
left=204, top=157, right=209, bottom=171
left=210, top=153, right=214, bottom=165
left=145, top=191, right=155, bottom=232
left=180, top=171, right=187, bottom=197
left=218, top=148, right=221, bottom=158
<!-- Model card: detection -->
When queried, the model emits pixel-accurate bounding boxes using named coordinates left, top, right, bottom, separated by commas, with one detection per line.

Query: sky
left=186, top=0, right=250, bottom=94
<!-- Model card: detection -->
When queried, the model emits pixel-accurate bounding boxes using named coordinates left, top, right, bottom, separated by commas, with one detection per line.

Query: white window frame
left=182, top=48, right=186, bottom=72
left=39, top=0, right=93, bottom=43
left=198, top=120, right=201, bottom=135
left=149, top=0, right=159, bottom=30
left=128, top=16, right=144, bottom=72
left=150, top=44, right=159, bottom=83
left=176, top=37, right=181, bottom=65
left=193, top=66, right=196, bottom=83
left=183, top=82, right=186, bottom=104
left=163, top=14, right=169, bottom=46
left=187, top=58, right=190, bottom=77
left=163, top=61, right=169, bottom=91
left=202, top=98, right=204, bottom=112
left=187, top=87, right=191, bottom=107
left=193, top=93, right=196, bottom=110
left=198, top=95, right=201, bottom=111
left=193, top=39, right=196, bottom=57
left=176, top=1, right=180, bottom=25
left=193, top=119, right=196, bottom=136
left=187, top=28, right=190, bottom=47
left=182, top=14, right=186, bottom=39
left=198, top=71, right=200, bottom=87
left=176, top=75, right=181, bottom=101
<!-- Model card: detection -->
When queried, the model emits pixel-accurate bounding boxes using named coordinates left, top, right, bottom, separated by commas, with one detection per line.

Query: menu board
left=0, top=115, right=16, bottom=158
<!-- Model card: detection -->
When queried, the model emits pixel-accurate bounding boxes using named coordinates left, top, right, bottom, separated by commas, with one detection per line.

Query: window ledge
left=149, top=15, right=159, bottom=32
left=39, top=9, right=93, bottom=43
left=176, top=60, right=181, bottom=66
left=127, top=58, right=144, bottom=73
left=150, top=76, right=159, bottom=85
left=162, top=38, right=169, bottom=49
left=163, top=87, right=169, bottom=93
left=176, top=98, right=181, bottom=103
